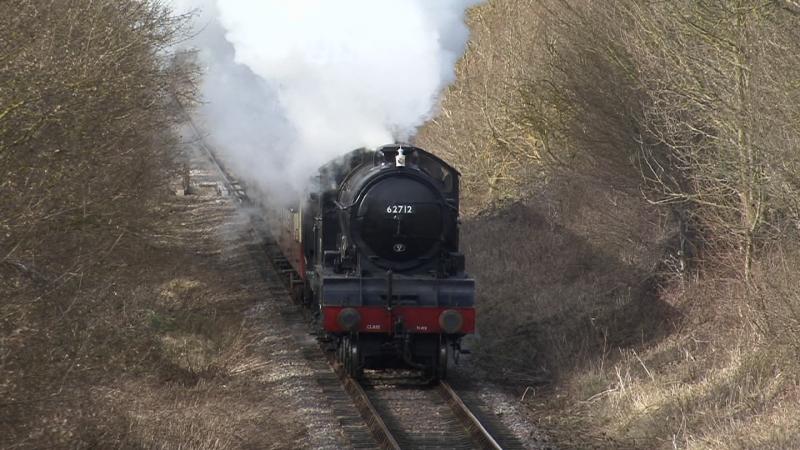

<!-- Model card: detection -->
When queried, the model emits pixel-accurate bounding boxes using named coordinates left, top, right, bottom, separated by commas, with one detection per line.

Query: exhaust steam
left=172, top=0, right=480, bottom=197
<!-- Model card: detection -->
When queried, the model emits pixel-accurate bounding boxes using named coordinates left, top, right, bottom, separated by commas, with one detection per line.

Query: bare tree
left=416, top=0, right=547, bottom=210
left=1, top=1, right=196, bottom=445
left=616, top=0, right=800, bottom=280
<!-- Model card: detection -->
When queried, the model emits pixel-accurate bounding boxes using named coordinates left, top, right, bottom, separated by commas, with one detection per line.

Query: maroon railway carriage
left=273, top=144, right=475, bottom=379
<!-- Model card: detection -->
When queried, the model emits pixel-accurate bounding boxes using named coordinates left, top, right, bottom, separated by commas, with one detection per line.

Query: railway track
left=347, top=371, right=520, bottom=450
left=324, top=343, right=526, bottom=449
left=180, top=106, right=528, bottom=449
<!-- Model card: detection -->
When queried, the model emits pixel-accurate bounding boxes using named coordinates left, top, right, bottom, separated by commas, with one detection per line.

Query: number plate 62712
left=386, top=205, right=414, bottom=214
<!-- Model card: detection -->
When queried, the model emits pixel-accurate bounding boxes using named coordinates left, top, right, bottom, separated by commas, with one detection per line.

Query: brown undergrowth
left=1, top=183, right=309, bottom=448
left=460, top=189, right=800, bottom=449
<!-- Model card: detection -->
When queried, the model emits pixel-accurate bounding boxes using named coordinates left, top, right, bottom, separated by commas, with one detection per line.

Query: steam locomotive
left=272, top=144, right=474, bottom=379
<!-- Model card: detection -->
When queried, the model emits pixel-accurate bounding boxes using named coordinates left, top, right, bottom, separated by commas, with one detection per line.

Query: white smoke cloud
left=172, top=0, right=480, bottom=196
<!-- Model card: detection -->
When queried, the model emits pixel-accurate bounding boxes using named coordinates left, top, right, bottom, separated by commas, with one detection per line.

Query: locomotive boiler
left=275, top=144, right=474, bottom=379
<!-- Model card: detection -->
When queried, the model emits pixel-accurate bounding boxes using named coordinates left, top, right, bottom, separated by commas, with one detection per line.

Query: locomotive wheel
left=348, top=338, right=361, bottom=378
left=436, top=338, right=449, bottom=380
left=342, top=337, right=351, bottom=373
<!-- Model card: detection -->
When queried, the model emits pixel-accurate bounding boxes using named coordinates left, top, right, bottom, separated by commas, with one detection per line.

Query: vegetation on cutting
left=419, top=1, right=800, bottom=448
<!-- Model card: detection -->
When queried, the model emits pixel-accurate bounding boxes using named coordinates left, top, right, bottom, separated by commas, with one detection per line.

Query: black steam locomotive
left=274, top=144, right=474, bottom=379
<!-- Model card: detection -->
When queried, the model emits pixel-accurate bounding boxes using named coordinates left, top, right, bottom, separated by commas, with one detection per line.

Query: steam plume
left=172, top=0, right=480, bottom=195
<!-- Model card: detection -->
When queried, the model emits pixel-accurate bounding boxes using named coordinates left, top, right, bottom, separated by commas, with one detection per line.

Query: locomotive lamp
left=337, top=308, right=361, bottom=332
left=439, top=309, right=464, bottom=334
left=395, top=147, right=406, bottom=167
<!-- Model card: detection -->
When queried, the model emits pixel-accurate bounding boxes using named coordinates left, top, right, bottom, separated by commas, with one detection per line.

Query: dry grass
left=1, top=176, right=317, bottom=448
left=461, top=199, right=800, bottom=449
left=546, top=330, right=799, bottom=449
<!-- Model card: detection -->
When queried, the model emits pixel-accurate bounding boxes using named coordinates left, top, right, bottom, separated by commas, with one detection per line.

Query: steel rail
left=439, top=381, right=504, bottom=450
left=175, top=98, right=246, bottom=202
left=335, top=366, right=402, bottom=450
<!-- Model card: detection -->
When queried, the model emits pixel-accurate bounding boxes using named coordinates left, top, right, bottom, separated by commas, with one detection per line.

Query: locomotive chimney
left=395, top=148, right=406, bottom=167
